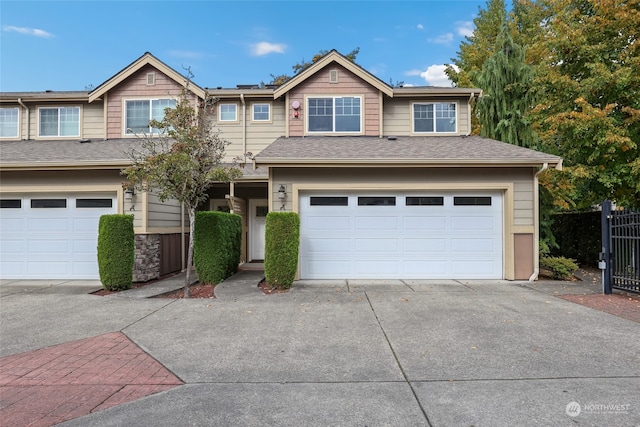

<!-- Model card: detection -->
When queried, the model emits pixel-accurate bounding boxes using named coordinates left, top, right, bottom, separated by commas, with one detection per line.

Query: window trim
left=123, top=97, right=177, bottom=136
left=305, top=95, right=363, bottom=135
left=218, top=103, right=239, bottom=123
left=0, top=107, right=20, bottom=139
left=37, top=106, right=81, bottom=138
left=411, top=101, right=458, bottom=134
left=250, top=102, right=271, bottom=123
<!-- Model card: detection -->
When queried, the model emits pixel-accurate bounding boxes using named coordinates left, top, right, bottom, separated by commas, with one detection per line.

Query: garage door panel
left=451, top=260, right=500, bottom=276
left=355, top=216, right=398, bottom=230
left=355, top=238, right=398, bottom=252
left=355, top=260, right=398, bottom=275
left=304, top=260, right=350, bottom=276
left=1, top=239, right=24, bottom=253
left=403, top=260, right=447, bottom=275
left=451, top=238, right=497, bottom=253
left=304, top=215, right=351, bottom=230
left=451, top=216, right=496, bottom=230
left=303, top=238, right=350, bottom=253
left=403, top=216, right=446, bottom=231
left=403, top=238, right=447, bottom=252
left=28, top=218, right=69, bottom=232
left=27, top=239, right=70, bottom=253
left=299, top=192, right=503, bottom=279
left=0, top=194, right=116, bottom=279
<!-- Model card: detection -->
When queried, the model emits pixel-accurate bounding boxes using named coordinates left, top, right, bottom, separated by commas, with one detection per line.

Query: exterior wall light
left=278, top=184, right=286, bottom=200
left=124, top=187, right=136, bottom=200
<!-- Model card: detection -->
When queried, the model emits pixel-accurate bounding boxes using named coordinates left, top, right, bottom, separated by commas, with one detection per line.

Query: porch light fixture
left=124, top=187, right=136, bottom=200
left=278, top=184, right=286, bottom=200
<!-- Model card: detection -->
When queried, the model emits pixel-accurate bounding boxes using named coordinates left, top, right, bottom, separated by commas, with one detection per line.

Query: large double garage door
left=299, top=192, right=503, bottom=279
left=0, top=194, right=116, bottom=279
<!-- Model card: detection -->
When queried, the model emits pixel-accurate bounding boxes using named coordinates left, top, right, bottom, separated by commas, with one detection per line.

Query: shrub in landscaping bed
left=194, top=211, right=242, bottom=284
left=97, top=214, right=134, bottom=291
left=264, top=212, right=300, bottom=289
left=541, top=256, right=579, bottom=280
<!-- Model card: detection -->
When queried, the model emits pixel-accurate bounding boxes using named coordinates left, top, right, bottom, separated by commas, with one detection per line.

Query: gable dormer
left=273, top=50, right=393, bottom=137
left=88, top=52, right=205, bottom=139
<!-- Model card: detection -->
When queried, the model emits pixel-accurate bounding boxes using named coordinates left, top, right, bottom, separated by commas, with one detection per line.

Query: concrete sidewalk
left=0, top=272, right=638, bottom=426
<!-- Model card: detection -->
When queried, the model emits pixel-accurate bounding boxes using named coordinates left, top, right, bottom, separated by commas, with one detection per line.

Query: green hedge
left=264, top=212, right=300, bottom=289
left=97, top=214, right=134, bottom=291
left=194, top=211, right=242, bottom=285
left=550, top=211, right=600, bottom=265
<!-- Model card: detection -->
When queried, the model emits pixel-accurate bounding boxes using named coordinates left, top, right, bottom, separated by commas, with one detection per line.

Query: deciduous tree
left=122, top=84, right=241, bottom=296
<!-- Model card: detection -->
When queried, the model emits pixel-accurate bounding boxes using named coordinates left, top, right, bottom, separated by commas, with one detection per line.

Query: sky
left=0, top=0, right=487, bottom=92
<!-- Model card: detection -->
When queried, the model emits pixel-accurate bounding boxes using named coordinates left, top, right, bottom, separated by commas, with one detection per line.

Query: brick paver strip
left=0, top=332, right=183, bottom=427
left=558, top=293, right=640, bottom=323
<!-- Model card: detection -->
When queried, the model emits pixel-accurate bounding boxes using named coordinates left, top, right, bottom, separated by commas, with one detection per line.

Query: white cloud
left=419, top=64, right=458, bottom=87
left=404, top=69, right=423, bottom=77
left=456, top=21, right=474, bottom=37
left=417, top=24, right=424, bottom=30
left=250, top=41, right=286, bottom=56
left=3, top=25, right=53, bottom=38
left=428, top=33, right=453, bottom=45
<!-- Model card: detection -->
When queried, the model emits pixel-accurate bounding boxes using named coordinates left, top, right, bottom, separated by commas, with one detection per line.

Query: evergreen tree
left=473, top=18, right=538, bottom=148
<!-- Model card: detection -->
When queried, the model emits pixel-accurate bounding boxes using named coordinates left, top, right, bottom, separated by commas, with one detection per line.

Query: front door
left=249, top=199, right=268, bottom=261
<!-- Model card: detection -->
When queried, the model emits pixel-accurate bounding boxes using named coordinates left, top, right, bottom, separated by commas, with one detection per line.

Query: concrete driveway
left=0, top=273, right=638, bottom=426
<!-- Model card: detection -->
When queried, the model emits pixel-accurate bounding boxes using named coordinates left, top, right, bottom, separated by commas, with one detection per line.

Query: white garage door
left=0, top=194, right=117, bottom=279
left=299, top=192, right=503, bottom=279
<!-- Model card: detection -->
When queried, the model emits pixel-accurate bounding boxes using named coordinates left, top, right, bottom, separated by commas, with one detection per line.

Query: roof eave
left=0, top=160, right=131, bottom=171
left=254, top=158, right=562, bottom=167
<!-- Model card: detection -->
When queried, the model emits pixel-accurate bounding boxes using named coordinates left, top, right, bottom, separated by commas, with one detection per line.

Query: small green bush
left=97, top=214, right=134, bottom=291
left=264, top=212, right=300, bottom=289
left=541, top=256, right=579, bottom=280
left=194, top=211, right=242, bottom=284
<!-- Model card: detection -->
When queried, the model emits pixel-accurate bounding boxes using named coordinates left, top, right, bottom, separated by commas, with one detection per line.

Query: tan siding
left=382, top=98, right=471, bottom=136
left=106, top=65, right=185, bottom=139
left=147, top=191, right=183, bottom=228
left=82, top=101, right=105, bottom=139
left=287, top=64, right=381, bottom=136
left=244, top=101, right=286, bottom=157
left=514, top=180, right=534, bottom=226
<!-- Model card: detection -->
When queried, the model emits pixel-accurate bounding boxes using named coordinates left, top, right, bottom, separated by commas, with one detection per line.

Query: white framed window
left=38, top=106, right=80, bottom=137
left=218, top=103, right=238, bottom=122
left=307, top=96, right=361, bottom=133
left=0, top=107, right=19, bottom=138
left=124, top=98, right=176, bottom=135
left=251, top=103, right=271, bottom=122
left=413, top=102, right=457, bottom=133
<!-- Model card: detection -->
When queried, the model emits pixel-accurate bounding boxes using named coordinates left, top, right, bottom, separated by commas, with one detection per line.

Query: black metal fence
left=601, top=200, right=640, bottom=294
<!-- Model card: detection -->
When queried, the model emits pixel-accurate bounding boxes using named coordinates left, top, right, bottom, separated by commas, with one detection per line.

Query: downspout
left=18, top=98, right=29, bottom=140
left=529, top=162, right=548, bottom=281
left=240, top=93, right=246, bottom=155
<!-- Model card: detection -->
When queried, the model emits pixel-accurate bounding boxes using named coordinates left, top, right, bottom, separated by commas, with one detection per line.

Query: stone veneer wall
left=134, top=234, right=160, bottom=282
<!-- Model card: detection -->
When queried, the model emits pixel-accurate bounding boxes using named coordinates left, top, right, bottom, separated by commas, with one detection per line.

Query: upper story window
left=219, top=103, right=238, bottom=122
left=125, top=98, right=176, bottom=135
left=39, top=106, right=80, bottom=137
left=308, top=96, right=361, bottom=133
left=413, top=102, right=457, bottom=133
left=0, top=107, right=19, bottom=138
left=252, top=103, right=271, bottom=122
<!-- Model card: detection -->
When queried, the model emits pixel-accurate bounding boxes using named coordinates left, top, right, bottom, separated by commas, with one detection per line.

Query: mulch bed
left=558, top=293, right=640, bottom=323
left=155, top=283, right=216, bottom=299
left=258, top=278, right=289, bottom=295
left=91, top=276, right=172, bottom=296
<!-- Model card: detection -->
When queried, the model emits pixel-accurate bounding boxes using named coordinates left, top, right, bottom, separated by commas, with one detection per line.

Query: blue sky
left=0, top=0, right=487, bottom=92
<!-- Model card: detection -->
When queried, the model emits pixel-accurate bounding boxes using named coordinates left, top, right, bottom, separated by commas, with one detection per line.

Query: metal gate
left=601, top=200, right=640, bottom=294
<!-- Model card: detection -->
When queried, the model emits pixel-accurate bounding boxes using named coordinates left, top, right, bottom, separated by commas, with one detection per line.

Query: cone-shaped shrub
left=264, top=212, right=300, bottom=289
left=97, top=214, right=134, bottom=291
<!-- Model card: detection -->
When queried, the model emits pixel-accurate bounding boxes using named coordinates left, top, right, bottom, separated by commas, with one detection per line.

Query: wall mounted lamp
left=124, top=187, right=136, bottom=200
left=278, top=184, right=287, bottom=200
